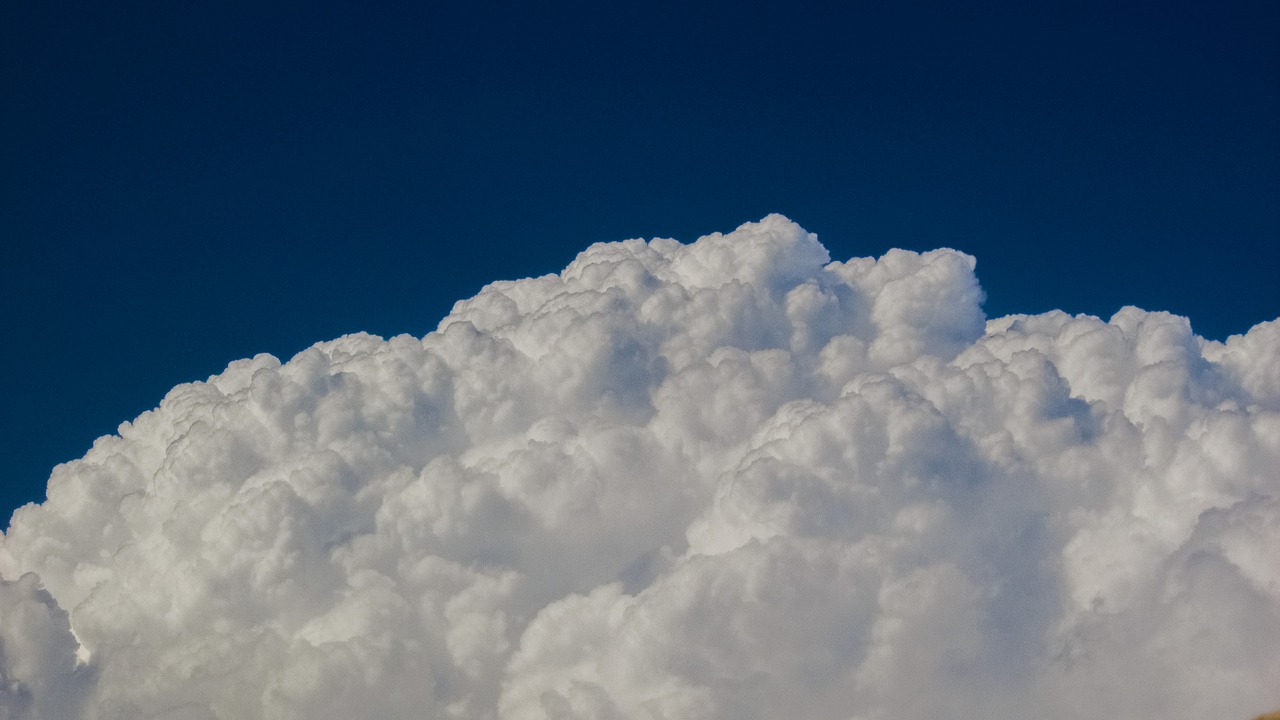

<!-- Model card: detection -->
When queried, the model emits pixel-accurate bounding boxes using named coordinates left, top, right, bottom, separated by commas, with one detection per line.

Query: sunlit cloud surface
left=3, top=216, right=1277, bottom=719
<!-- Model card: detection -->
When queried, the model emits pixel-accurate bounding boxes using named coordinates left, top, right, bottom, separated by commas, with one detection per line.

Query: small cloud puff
left=2, top=216, right=1277, bottom=719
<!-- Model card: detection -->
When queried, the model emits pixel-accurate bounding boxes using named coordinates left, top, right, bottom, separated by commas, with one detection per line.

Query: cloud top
left=3, top=216, right=1278, bottom=719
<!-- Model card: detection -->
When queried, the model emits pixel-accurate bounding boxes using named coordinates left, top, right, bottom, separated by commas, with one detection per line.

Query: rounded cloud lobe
left=2, top=215, right=1277, bottom=719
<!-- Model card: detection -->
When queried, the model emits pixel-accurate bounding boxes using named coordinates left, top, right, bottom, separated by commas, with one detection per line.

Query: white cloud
left=2, top=215, right=1277, bottom=719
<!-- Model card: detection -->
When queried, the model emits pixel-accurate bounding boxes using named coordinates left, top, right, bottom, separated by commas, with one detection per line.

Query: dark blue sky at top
left=2, top=0, right=1277, bottom=520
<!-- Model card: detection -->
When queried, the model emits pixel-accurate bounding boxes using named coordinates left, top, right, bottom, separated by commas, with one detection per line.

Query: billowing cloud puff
left=2, top=215, right=1278, bottom=719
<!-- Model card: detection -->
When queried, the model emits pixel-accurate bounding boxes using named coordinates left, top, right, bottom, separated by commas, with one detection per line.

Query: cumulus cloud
left=2, top=215, right=1278, bottom=719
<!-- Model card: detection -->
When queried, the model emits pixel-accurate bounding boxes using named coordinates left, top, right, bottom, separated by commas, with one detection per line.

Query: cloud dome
left=3, top=216, right=1278, bottom=719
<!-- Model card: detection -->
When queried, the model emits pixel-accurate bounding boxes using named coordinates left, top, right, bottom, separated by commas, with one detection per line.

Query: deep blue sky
left=3, top=0, right=1277, bottom=521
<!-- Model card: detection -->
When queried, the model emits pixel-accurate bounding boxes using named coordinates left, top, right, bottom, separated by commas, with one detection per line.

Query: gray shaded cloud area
left=3, top=216, right=1278, bottom=719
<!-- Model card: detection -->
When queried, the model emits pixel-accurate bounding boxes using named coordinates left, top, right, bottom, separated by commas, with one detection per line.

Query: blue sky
left=2, top=0, right=1277, bottom=520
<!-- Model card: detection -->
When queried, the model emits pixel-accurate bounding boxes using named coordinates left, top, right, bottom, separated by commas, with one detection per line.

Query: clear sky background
left=2, top=0, right=1277, bottom=521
